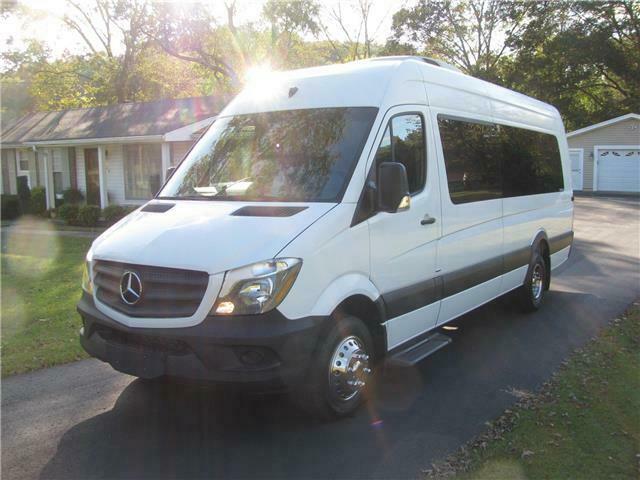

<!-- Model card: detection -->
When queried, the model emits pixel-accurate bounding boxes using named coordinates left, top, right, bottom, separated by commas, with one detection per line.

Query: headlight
left=82, top=261, right=93, bottom=294
left=212, top=258, right=302, bottom=315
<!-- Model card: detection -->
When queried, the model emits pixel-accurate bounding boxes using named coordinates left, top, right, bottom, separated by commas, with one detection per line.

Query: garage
left=596, top=147, right=640, bottom=193
left=566, top=113, right=640, bottom=193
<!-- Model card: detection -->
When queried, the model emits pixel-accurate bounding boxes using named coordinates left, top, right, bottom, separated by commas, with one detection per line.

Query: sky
left=1, top=0, right=408, bottom=60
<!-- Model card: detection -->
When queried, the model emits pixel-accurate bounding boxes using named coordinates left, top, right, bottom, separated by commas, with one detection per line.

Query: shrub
left=62, top=188, right=84, bottom=204
left=102, top=205, right=127, bottom=224
left=29, top=186, right=47, bottom=216
left=1, top=195, right=21, bottom=220
left=77, top=205, right=101, bottom=227
left=58, top=204, right=79, bottom=225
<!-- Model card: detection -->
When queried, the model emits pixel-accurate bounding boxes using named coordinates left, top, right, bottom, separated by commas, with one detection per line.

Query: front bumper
left=77, top=292, right=328, bottom=388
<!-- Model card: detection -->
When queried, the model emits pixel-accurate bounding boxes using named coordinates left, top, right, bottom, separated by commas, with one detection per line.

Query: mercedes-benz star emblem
left=120, top=271, right=142, bottom=305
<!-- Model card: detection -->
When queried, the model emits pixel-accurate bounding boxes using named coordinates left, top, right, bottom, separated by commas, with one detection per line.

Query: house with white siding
left=0, top=96, right=224, bottom=209
left=567, top=113, right=640, bottom=193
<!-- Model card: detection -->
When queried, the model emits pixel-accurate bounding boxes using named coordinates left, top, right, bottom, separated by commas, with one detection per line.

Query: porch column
left=43, top=148, right=56, bottom=210
left=161, top=142, right=171, bottom=183
left=98, top=145, right=108, bottom=208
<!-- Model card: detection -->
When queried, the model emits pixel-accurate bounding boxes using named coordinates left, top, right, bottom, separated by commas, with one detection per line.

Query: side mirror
left=166, top=166, right=176, bottom=180
left=377, top=162, right=410, bottom=213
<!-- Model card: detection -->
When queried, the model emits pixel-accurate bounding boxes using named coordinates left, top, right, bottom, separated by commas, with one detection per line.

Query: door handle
left=421, top=215, right=436, bottom=225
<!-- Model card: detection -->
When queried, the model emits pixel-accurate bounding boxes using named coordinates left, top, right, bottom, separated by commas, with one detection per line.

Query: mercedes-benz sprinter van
left=78, top=57, right=574, bottom=418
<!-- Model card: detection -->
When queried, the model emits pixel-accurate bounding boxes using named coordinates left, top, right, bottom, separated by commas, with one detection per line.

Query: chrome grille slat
left=93, top=260, right=208, bottom=318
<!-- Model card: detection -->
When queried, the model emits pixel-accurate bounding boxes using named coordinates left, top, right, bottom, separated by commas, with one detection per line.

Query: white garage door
left=597, top=148, right=640, bottom=192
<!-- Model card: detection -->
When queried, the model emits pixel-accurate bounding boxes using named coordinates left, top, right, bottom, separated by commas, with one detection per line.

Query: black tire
left=518, top=252, right=547, bottom=312
left=291, top=315, right=374, bottom=419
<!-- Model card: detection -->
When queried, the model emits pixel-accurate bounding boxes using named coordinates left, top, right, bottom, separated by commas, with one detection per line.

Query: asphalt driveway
left=2, top=196, right=639, bottom=480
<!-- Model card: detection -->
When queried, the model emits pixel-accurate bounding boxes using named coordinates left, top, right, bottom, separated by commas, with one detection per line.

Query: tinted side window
left=438, top=116, right=564, bottom=204
left=392, top=115, right=426, bottom=193
left=438, top=117, right=502, bottom=204
left=374, top=114, right=426, bottom=194
left=500, top=126, right=564, bottom=197
left=373, top=125, right=392, bottom=165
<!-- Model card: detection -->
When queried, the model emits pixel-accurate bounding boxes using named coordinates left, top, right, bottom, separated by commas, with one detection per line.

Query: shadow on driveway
left=40, top=287, right=624, bottom=479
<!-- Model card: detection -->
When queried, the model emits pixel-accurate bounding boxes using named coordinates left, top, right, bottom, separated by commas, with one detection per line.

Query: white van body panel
left=384, top=302, right=441, bottom=350
left=91, top=200, right=334, bottom=274
left=276, top=204, right=375, bottom=319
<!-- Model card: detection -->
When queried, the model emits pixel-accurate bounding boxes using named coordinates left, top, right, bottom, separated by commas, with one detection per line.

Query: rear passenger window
left=375, top=114, right=426, bottom=194
left=437, top=117, right=502, bottom=203
left=500, top=127, right=564, bottom=197
left=438, top=115, right=564, bottom=204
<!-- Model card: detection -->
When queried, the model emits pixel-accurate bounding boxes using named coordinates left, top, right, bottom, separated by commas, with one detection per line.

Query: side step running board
left=386, top=332, right=452, bottom=368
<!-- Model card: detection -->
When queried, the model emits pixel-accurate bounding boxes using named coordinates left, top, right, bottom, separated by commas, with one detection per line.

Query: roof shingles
left=1, top=96, right=224, bottom=144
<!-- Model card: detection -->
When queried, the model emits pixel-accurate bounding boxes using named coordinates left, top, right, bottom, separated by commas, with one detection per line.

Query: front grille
left=93, top=260, right=209, bottom=318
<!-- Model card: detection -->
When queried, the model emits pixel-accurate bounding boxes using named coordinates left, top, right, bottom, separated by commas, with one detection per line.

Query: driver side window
left=374, top=114, right=426, bottom=194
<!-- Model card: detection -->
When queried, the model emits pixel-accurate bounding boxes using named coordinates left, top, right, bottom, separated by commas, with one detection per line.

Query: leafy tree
left=0, top=39, right=49, bottom=124
left=63, top=0, right=152, bottom=102
left=145, top=2, right=244, bottom=89
left=504, top=0, right=640, bottom=129
left=263, top=0, right=321, bottom=66
left=388, top=0, right=534, bottom=80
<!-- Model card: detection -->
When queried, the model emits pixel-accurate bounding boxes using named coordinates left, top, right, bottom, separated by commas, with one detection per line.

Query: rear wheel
left=292, top=315, right=374, bottom=419
left=518, top=252, right=547, bottom=312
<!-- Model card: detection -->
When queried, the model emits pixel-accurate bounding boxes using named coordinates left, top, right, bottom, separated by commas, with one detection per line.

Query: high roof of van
left=222, top=56, right=561, bottom=133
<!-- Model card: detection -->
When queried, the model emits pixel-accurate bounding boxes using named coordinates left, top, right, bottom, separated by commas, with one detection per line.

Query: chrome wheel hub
left=329, top=335, right=371, bottom=402
left=531, top=263, right=544, bottom=300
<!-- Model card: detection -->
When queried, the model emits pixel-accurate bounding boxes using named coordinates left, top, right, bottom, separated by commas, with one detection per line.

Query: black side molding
left=231, top=206, right=308, bottom=217
left=141, top=203, right=175, bottom=213
left=549, top=231, right=574, bottom=254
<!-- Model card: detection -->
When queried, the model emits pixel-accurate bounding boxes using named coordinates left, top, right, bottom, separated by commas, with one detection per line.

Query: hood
left=90, top=200, right=335, bottom=274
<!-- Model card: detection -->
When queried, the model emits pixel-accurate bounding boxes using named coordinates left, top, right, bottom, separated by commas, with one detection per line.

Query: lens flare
left=4, top=216, right=60, bottom=279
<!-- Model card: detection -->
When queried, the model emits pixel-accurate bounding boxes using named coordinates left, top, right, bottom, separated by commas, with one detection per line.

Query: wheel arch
left=530, top=230, right=551, bottom=290
left=333, top=294, right=387, bottom=363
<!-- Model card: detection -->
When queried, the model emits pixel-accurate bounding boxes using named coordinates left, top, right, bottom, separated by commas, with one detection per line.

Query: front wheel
left=518, top=252, right=547, bottom=312
left=291, top=315, right=374, bottom=419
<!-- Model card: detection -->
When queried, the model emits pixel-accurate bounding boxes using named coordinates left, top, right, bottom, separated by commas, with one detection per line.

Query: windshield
left=159, top=107, right=378, bottom=202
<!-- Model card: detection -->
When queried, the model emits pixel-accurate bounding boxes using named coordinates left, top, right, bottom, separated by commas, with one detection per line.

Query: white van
left=78, top=57, right=573, bottom=418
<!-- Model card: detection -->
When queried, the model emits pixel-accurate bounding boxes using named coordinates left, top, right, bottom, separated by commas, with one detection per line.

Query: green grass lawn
left=1, top=231, right=92, bottom=376
left=427, top=301, right=640, bottom=479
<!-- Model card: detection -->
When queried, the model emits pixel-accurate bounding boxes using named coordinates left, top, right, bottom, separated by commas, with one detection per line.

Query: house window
left=17, top=151, right=29, bottom=172
left=53, top=172, right=64, bottom=195
left=124, top=144, right=162, bottom=200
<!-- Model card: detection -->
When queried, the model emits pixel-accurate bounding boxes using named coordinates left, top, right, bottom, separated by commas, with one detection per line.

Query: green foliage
left=102, top=204, right=127, bottom=224
left=501, top=0, right=640, bottom=130
left=456, top=303, right=640, bottom=480
left=62, top=188, right=84, bottom=205
left=57, top=204, right=79, bottom=225
left=29, top=186, right=47, bottom=216
left=76, top=205, right=101, bottom=227
left=1, top=195, right=21, bottom=220
left=1, top=234, right=92, bottom=376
